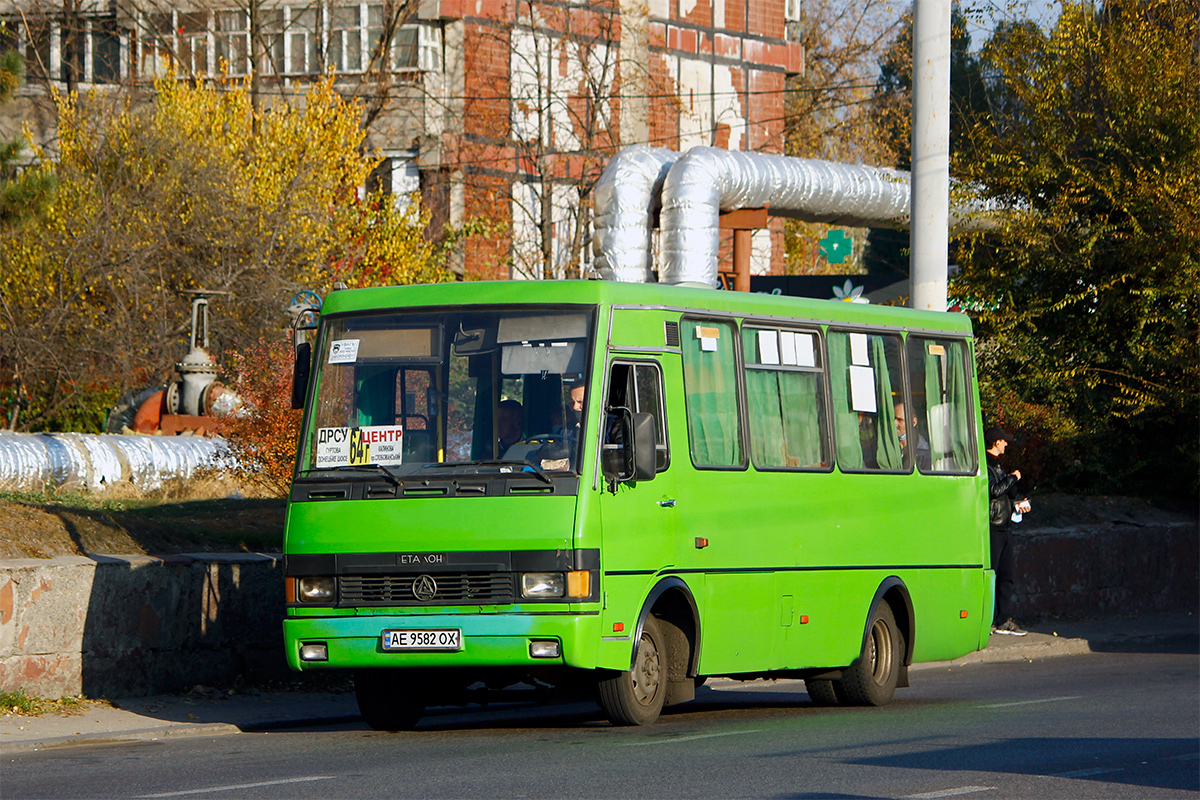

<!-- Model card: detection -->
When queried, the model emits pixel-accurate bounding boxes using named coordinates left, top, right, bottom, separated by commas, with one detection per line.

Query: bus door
left=597, top=358, right=678, bottom=605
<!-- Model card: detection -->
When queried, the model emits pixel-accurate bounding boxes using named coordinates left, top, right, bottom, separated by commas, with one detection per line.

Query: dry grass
left=0, top=689, right=113, bottom=717
left=0, top=476, right=286, bottom=559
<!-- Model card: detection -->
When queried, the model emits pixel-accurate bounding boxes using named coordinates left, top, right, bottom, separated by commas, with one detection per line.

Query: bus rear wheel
left=839, top=602, right=903, bottom=707
left=354, top=669, right=426, bottom=731
left=597, top=614, right=666, bottom=725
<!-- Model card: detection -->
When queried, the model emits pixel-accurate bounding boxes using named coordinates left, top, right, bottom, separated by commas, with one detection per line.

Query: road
left=4, top=650, right=1197, bottom=799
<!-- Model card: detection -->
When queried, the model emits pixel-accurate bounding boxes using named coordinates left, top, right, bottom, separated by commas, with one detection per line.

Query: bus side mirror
left=601, top=409, right=658, bottom=485
left=631, top=412, right=657, bottom=482
left=292, top=341, right=311, bottom=410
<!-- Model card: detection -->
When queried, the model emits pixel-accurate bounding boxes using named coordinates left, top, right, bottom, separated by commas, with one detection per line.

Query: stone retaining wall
left=0, top=554, right=285, bottom=699
left=1, top=520, right=1196, bottom=699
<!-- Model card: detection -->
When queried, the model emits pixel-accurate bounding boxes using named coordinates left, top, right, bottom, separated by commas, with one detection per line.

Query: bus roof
left=318, top=280, right=974, bottom=336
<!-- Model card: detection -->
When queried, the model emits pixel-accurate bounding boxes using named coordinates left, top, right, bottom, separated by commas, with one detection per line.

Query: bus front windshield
left=301, top=307, right=594, bottom=478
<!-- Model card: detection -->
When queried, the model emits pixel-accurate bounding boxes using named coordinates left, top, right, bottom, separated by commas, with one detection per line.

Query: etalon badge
left=412, top=574, right=438, bottom=602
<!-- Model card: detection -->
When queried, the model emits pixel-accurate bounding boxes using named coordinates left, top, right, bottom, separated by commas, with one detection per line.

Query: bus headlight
left=521, top=573, right=565, bottom=598
left=297, top=576, right=335, bottom=602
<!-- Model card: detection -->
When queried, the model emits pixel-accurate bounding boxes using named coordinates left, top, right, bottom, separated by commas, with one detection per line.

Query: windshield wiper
left=425, top=460, right=553, bottom=485
left=302, top=464, right=400, bottom=487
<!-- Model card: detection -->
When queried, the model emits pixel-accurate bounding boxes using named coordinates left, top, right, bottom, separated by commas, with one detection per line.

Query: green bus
left=283, top=280, right=991, bottom=728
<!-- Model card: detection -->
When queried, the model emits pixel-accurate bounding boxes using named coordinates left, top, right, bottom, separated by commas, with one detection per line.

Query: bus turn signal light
left=961, top=610, right=969, bottom=618
left=566, top=570, right=590, bottom=598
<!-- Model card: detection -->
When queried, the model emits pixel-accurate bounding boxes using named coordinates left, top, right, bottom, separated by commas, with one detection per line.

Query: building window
left=328, top=5, right=362, bottom=72
left=91, top=20, right=122, bottom=83
left=215, top=10, right=249, bottom=75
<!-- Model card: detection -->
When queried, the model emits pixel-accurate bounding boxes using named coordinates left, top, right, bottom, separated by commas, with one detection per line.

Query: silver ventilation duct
left=591, top=145, right=680, bottom=283
left=592, top=145, right=997, bottom=288
left=659, top=147, right=912, bottom=287
left=0, top=432, right=230, bottom=493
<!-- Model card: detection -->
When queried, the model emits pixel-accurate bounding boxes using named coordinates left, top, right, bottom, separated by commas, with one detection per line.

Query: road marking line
left=136, top=776, right=335, bottom=797
left=980, top=695, right=1082, bottom=709
left=903, top=786, right=995, bottom=799
left=623, top=729, right=762, bottom=746
left=1051, top=767, right=1125, bottom=778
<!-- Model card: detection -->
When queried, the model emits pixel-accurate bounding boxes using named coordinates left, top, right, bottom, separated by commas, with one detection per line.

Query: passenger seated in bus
left=894, top=402, right=931, bottom=470
left=497, top=399, right=524, bottom=456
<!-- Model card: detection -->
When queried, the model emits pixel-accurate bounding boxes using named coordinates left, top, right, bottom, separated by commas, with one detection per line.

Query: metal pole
left=910, top=0, right=951, bottom=312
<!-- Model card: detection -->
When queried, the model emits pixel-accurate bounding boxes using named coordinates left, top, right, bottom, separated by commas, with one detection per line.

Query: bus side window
left=741, top=326, right=829, bottom=470
left=907, top=337, right=976, bottom=473
left=827, top=330, right=905, bottom=472
left=680, top=320, right=743, bottom=468
left=607, top=361, right=669, bottom=472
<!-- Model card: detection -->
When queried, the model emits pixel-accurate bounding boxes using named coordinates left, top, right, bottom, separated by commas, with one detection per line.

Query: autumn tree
left=0, top=76, right=452, bottom=432
left=951, top=0, right=1200, bottom=499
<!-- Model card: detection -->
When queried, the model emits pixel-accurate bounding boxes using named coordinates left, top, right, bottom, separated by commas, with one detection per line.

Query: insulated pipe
left=658, top=148, right=910, bottom=287
left=0, top=432, right=229, bottom=493
left=592, top=145, right=997, bottom=288
left=910, top=0, right=952, bottom=311
left=591, top=145, right=681, bottom=282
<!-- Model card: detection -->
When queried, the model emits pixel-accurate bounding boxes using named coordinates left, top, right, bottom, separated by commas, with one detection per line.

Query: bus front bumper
left=283, top=611, right=598, bottom=671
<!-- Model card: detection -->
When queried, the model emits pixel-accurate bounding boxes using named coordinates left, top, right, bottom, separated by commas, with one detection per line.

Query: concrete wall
left=0, top=554, right=286, bottom=699
left=1, top=519, right=1196, bottom=699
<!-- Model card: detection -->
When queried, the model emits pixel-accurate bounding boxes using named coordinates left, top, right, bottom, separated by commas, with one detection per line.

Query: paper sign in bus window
left=758, top=330, right=780, bottom=365
left=779, top=331, right=816, bottom=367
left=328, top=339, right=360, bottom=364
left=696, top=326, right=721, bottom=352
left=795, top=333, right=817, bottom=367
left=316, top=425, right=404, bottom=467
left=849, top=365, right=877, bottom=413
left=849, top=333, right=869, bottom=366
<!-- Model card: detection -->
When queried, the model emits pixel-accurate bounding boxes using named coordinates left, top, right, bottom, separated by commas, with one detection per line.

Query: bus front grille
left=339, top=573, right=515, bottom=606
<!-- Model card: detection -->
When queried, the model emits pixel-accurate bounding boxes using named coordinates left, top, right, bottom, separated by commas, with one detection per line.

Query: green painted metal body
left=284, top=281, right=992, bottom=681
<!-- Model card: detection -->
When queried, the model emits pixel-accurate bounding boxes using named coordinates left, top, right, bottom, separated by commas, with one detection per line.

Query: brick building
left=1, top=0, right=803, bottom=280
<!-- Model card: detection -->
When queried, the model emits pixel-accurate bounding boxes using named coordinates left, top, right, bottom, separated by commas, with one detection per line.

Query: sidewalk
left=2, top=612, right=1194, bottom=754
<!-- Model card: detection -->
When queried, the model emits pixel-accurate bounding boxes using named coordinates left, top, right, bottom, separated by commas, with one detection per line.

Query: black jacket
left=987, top=454, right=1020, bottom=527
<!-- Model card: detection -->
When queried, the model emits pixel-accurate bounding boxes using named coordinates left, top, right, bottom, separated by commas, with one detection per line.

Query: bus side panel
left=910, top=567, right=988, bottom=662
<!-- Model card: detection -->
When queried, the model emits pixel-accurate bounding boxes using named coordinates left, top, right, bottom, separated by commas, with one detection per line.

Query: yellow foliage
left=0, top=75, right=452, bottom=430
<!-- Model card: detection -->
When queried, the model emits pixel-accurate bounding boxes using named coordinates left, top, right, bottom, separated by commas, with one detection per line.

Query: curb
left=0, top=714, right=364, bottom=755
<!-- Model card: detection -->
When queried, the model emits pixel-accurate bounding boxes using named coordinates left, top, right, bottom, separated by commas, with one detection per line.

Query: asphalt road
left=4, top=650, right=1197, bottom=800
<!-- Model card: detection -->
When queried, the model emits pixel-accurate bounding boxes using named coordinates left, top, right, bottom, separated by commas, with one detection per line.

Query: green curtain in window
left=923, top=344, right=948, bottom=469
left=780, top=371, right=823, bottom=467
left=746, top=370, right=786, bottom=466
left=946, top=343, right=973, bottom=470
left=355, top=366, right=394, bottom=427
left=681, top=320, right=741, bottom=466
left=871, top=336, right=903, bottom=470
left=826, top=334, right=863, bottom=470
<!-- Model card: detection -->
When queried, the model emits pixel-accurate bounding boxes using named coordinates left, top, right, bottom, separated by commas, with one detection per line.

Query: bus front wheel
left=597, top=614, right=667, bottom=725
left=354, top=669, right=426, bottom=731
left=839, top=602, right=904, bottom=707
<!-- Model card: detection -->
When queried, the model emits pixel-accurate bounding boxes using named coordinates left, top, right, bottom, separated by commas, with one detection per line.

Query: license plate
left=381, top=629, right=462, bottom=651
